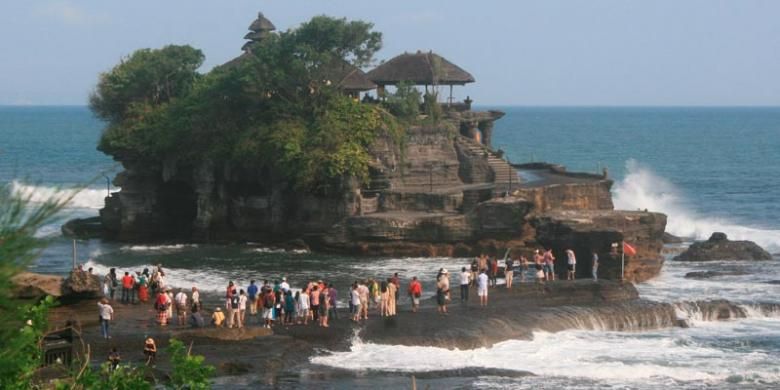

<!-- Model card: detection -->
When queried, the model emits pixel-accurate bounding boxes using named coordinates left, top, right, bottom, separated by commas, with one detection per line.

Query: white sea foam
left=310, top=324, right=780, bottom=386
left=120, top=244, right=198, bottom=252
left=613, top=160, right=780, bottom=251
left=10, top=180, right=110, bottom=210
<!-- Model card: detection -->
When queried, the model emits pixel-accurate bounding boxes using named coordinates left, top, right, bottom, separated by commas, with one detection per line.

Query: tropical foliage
left=93, top=16, right=398, bottom=192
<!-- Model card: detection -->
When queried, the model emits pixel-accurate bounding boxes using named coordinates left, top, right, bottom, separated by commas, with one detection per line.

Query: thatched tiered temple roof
left=242, top=12, right=276, bottom=52
left=367, top=51, right=475, bottom=86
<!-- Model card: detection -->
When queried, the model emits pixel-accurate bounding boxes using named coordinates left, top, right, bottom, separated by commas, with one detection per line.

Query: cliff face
left=96, top=113, right=667, bottom=281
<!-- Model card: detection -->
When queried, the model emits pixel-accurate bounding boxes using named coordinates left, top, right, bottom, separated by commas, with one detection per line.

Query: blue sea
left=2, top=105, right=780, bottom=389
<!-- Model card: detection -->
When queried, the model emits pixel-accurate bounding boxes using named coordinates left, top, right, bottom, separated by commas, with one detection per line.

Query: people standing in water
left=319, top=286, right=330, bottom=327
left=284, top=290, right=296, bottom=325
left=154, top=291, right=170, bottom=326
left=97, top=297, right=113, bottom=339
left=566, top=249, right=577, bottom=280
left=262, top=286, right=276, bottom=328
left=460, top=267, right=470, bottom=302
left=591, top=250, right=599, bottom=281
left=137, top=271, right=149, bottom=302
left=408, top=276, right=422, bottom=313
left=505, top=256, right=515, bottom=289
left=328, top=283, right=338, bottom=320
left=436, top=269, right=450, bottom=314
left=358, top=281, right=370, bottom=320
left=174, top=289, right=188, bottom=326
left=121, top=271, right=134, bottom=303
left=144, top=337, right=157, bottom=366
left=489, top=257, right=499, bottom=287
left=477, top=268, right=489, bottom=307
left=380, top=281, right=389, bottom=316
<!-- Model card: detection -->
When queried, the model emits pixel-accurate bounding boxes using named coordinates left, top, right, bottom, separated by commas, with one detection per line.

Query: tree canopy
left=93, top=15, right=397, bottom=192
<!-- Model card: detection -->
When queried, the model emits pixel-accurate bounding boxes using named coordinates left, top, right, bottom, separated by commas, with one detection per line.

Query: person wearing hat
left=211, top=307, right=225, bottom=327
left=436, top=269, right=450, bottom=314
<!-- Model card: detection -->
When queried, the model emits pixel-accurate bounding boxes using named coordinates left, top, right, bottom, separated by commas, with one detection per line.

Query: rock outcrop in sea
left=674, top=232, right=772, bottom=261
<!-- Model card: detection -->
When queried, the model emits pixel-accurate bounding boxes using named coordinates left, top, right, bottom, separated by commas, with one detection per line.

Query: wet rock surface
left=674, top=232, right=772, bottom=261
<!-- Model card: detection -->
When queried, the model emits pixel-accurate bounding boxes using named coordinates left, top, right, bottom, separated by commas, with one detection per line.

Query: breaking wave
left=612, top=160, right=780, bottom=251
left=11, top=180, right=109, bottom=210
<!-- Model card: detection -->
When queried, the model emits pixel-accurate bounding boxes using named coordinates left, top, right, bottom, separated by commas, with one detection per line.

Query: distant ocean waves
left=613, top=160, right=780, bottom=252
left=11, top=180, right=110, bottom=210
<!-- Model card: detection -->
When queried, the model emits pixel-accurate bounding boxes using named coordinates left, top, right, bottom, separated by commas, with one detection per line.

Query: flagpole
left=621, top=241, right=625, bottom=281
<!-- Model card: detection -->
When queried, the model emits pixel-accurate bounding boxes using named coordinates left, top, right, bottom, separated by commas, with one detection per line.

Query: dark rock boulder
left=62, top=270, right=103, bottom=299
left=674, top=232, right=772, bottom=261
left=684, top=270, right=749, bottom=279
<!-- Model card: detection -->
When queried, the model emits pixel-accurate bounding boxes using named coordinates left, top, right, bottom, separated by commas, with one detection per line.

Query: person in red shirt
left=121, top=272, right=134, bottom=304
left=408, top=277, right=422, bottom=313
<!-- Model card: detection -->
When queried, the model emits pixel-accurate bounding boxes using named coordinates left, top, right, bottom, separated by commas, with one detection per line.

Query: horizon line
left=2, top=104, right=780, bottom=109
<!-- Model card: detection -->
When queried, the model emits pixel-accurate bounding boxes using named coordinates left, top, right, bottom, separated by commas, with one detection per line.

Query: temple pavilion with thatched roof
left=241, top=12, right=276, bottom=52
left=367, top=50, right=475, bottom=104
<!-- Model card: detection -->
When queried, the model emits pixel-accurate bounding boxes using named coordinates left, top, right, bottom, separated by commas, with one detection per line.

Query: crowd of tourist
left=94, top=248, right=598, bottom=351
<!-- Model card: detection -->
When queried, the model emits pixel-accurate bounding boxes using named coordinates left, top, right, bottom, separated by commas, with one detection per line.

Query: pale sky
left=1, top=0, right=779, bottom=106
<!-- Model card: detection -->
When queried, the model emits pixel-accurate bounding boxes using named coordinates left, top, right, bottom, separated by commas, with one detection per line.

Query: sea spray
left=613, top=160, right=780, bottom=251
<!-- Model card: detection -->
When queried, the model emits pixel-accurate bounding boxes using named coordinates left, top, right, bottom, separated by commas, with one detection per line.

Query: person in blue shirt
left=247, top=280, right=258, bottom=316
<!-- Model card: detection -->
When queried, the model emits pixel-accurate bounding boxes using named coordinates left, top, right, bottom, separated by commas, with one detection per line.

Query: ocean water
left=2, top=105, right=780, bottom=388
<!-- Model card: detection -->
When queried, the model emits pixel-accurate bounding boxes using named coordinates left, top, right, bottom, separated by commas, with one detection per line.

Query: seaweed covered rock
left=674, top=232, right=772, bottom=261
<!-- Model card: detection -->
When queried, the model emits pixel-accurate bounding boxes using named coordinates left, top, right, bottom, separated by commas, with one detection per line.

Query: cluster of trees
left=92, top=16, right=400, bottom=192
left=0, top=183, right=214, bottom=389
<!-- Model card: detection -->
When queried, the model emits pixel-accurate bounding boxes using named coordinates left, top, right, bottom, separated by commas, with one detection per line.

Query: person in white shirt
left=566, top=249, right=577, bottom=280
left=97, top=298, right=114, bottom=339
left=237, top=289, right=248, bottom=328
left=477, top=269, right=489, bottom=307
left=459, top=267, right=471, bottom=302
left=280, top=277, right=290, bottom=292
left=174, top=290, right=188, bottom=326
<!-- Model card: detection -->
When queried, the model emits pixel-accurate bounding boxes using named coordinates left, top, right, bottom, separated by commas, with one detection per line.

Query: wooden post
left=72, top=239, right=77, bottom=270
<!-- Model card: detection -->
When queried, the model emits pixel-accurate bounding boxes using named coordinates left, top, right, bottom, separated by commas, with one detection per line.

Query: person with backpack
left=262, top=288, right=276, bottom=328
left=227, top=289, right=240, bottom=328
left=505, top=256, right=515, bottom=289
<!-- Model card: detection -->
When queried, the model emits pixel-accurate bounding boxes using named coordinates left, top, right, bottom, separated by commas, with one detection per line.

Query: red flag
left=623, top=242, right=637, bottom=256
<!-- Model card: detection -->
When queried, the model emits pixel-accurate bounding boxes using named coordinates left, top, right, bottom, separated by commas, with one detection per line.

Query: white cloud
left=35, top=1, right=109, bottom=26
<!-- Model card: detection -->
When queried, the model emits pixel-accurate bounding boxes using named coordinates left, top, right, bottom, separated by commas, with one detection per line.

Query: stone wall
left=513, top=181, right=614, bottom=212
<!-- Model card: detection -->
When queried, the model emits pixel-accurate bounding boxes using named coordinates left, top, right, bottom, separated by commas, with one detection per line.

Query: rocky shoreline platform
left=41, top=278, right=775, bottom=386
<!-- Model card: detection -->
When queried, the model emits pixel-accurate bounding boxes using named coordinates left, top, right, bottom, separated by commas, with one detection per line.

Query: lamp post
left=104, top=175, right=111, bottom=197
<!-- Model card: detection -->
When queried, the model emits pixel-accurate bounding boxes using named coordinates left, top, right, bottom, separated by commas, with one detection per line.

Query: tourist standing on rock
left=535, top=263, right=545, bottom=284
left=247, top=280, right=258, bottom=316
left=520, top=255, right=529, bottom=282
left=408, top=277, right=422, bottom=313
left=460, top=267, right=470, bottom=302
left=328, top=283, right=338, bottom=320
left=227, top=289, right=240, bottom=328
left=351, top=283, right=362, bottom=322
left=310, top=285, right=321, bottom=322
left=436, top=269, right=450, bottom=314
left=505, top=256, right=515, bottom=289
left=284, top=290, right=296, bottom=325
left=154, top=291, right=170, bottom=326
left=280, top=277, right=290, bottom=293
left=543, top=248, right=556, bottom=281
left=358, top=281, right=370, bottom=320
left=144, top=337, right=157, bottom=366
left=369, top=278, right=380, bottom=311
left=190, top=300, right=205, bottom=328
left=380, top=281, right=390, bottom=316
left=470, top=260, right=479, bottom=287
left=298, top=289, right=309, bottom=325
left=237, top=289, right=247, bottom=328
left=566, top=249, right=577, bottom=280
left=105, top=268, right=118, bottom=300
left=477, top=268, right=489, bottom=307
left=97, top=297, right=113, bottom=339
left=591, top=250, right=599, bottom=281
left=165, top=288, right=175, bottom=321
left=489, top=257, right=499, bottom=287
left=121, top=271, right=134, bottom=303
left=391, top=272, right=401, bottom=302
left=262, top=287, right=276, bottom=328
left=319, top=287, right=330, bottom=327
left=175, top=289, right=188, bottom=326
left=387, top=278, right=398, bottom=316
